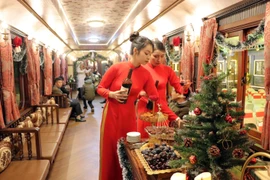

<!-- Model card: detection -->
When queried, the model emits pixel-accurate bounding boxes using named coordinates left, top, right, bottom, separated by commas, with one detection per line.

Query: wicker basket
left=135, top=98, right=168, bottom=125
left=135, top=143, right=183, bottom=175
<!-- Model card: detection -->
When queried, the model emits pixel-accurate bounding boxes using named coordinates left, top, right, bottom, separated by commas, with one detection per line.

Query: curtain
left=0, top=31, right=20, bottom=125
left=60, top=56, right=67, bottom=84
left=25, top=39, right=40, bottom=105
left=54, top=53, right=61, bottom=79
left=44, top=47, right=52, bottom=95
left=261, top=2, right=270, bottom=150
left=197, top=18, right=218, bottom=88
left=181, top=41, right=194, bottom=81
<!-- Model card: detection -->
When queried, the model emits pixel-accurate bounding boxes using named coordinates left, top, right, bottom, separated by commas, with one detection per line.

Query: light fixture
left=89, top=37, right=100, bottom=43
left=87, top=20, right=105, bottom=27
left=1, top=22, right=9, bottom=47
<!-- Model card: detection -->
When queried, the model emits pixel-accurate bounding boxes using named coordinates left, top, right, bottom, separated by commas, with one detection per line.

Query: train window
left=243, top=36, right=265, bottom=133
left=13, top=61, right=24, bottom=110
left=217, top=36, right=240, bottom=91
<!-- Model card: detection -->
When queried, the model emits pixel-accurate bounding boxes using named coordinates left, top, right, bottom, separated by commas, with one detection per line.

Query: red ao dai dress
left=97, top=61, right=159, bottom=180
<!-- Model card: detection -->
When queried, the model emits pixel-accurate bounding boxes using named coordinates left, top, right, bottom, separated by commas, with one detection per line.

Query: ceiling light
left=89, top=37, right=100, bottom=43
left=88, top=20, right=105, bottom=27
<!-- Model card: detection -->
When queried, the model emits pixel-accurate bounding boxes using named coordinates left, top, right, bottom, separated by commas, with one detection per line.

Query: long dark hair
left=129, top=32, right=154, bottom=55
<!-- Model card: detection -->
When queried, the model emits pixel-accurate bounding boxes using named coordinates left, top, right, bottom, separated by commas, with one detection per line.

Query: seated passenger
left=58, top=76, right=70, bottom=98
left=52, top=77, right=86, bottom=122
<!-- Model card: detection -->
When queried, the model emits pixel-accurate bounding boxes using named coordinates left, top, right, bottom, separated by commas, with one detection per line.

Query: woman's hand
left=139, top=91, right=147, bottom=97
left=109, top=90, right=128, bottom=103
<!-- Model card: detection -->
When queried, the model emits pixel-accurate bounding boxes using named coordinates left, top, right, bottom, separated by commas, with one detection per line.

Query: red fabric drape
left=0, top=103, right=4, bottom=128
left=197, top=18, right=218, bottom=88
left=261, top=2, right=270, bottom=150
left=0, top=31, right=20, bottom=125
left=54, top=54, right=61, bottom=79
left=44, top=47, right=53, bottom=95
left=25, top=39, right=40, bottom=105
left=60, top=56, right=67, bottom=84
left=181, top=42, right=194, bottom=81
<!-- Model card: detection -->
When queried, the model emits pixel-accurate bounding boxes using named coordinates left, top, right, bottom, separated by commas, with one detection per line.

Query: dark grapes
left=141, top=142, right=180, bottom=171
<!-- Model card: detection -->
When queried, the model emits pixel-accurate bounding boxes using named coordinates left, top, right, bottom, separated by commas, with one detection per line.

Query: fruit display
left=139, top=112, right=158, bottom=123
left=140, top=143, right=179, bottom=171
left=145, top=126, right=175, bottom=140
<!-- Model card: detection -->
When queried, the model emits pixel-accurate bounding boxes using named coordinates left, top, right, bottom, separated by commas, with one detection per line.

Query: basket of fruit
left=136, top=95, right=168, bottom=125
left=145, top=126, right=175, bottom=141
left=135, top=142, right=182, bottom=175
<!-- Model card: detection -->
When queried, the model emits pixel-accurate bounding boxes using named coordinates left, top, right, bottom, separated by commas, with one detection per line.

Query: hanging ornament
left=250, top=157, right=257, bottom=164
left=239, top=129, right=247, bottom=135
left=208, top=145, right=221, bottom=157
left=184, top=138, right=193, bottom=147
left=194, top=107, right=202, bottom=115
left=209, top=131, right=215, bottom=136
left=189, top=155, right=197, bottom=164
left=232, top=148, right=244, bottom=158
left=203, top=76, right=210, bottom=80
left=13, top=36, right=22, bottom=53
left=225, top=114, right=233, bottom=123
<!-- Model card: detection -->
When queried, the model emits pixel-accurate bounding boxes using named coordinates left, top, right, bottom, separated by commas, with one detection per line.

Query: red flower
left=13, top=36, right=22, bottom=47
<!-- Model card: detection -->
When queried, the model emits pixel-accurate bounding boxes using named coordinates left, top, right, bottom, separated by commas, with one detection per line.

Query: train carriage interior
left=0, top=0, right=270, bottom=180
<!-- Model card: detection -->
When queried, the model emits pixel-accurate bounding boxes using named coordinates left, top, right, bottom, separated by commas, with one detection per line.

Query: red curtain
left=44, top=47, right=52, bottom=95
left=25, top=39, right=40, bottom=105
left=197, top=18, right=218, bottom=88
left=0, top=31, right=20, bottom=125
left=261, top=2, right=270, bottom=150
left=181, top=42, right=194, bottom=81
left=54, top=53, right=61, bottom=79
left=0, top=104, right=4, bottom=128
left=60, top=56, right=67, bottom=84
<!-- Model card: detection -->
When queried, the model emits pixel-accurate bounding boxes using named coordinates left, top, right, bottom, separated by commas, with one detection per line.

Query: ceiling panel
left=59, top=0, right=138, bottom=44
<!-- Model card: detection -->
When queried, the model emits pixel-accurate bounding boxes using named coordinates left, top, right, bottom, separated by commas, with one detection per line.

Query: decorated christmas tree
left=170, top=57, right=253, bottom=179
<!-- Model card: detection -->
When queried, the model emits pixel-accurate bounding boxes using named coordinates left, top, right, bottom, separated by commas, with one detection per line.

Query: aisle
left=48, top=96, right=104, bottom=180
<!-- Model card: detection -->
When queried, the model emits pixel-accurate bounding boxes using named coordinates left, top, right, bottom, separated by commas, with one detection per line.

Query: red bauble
left=203, top=76, right=210, bottom=80
left=189, top=155, right=197, bottom=164
left=225, top=114, right=233, bottom=123
left=250, top=157, right=257, bottom=164
left=194, top=107, right=202, bottom=115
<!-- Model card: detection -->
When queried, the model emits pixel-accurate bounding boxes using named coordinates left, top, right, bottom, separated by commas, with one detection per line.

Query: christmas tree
left=170, top=57, right=253, bottom=179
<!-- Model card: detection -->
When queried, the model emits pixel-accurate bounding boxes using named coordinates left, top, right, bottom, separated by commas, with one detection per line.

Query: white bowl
left=126, top=132, right=141, bottom=143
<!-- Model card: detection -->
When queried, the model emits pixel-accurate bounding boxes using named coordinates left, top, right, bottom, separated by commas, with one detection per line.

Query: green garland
left=20, top=54, right=28, bottom=75
left=77, top=51, right=107, bottom=61
left=117, top=138, right=134, bottom=180
left=40, top=50, right=45, bottom=70
left=13, top=43, right=26, bottom=62
left=216, top=19, right=264, bottom=50
left=164, top=39, right=181, bottom=64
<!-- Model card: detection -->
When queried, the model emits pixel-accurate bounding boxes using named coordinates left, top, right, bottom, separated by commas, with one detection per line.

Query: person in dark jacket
left=82, top=78, right=96, bottom=112
left=53, top=77, right=86, bottom=122
left=58, top=76, right=70, bottom=98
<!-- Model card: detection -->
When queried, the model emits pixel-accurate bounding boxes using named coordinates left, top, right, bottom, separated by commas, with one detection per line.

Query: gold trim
left=113, top=0, right=185, bottom=50
left=17, top=0, right=72, bottom=50
left=241, top=152, right=270, bottom=180
left=99, top=102, right=109, bottom=180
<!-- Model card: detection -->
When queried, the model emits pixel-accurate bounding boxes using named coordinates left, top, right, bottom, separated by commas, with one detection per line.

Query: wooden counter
left=124, top=142, right=178, bottom=180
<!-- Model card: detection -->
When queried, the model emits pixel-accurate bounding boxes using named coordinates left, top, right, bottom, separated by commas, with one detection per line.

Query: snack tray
left=134, top=143, right=182, bottom=175
left=145, top=126, right=175, bottom=141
